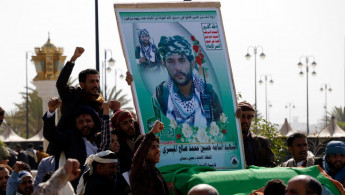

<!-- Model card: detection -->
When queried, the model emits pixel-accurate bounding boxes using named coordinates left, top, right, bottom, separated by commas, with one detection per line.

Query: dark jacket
left=130, top=132, right=169, bottom=195
left=117, top=121, right=141, bottom=174
left=56, top=61, right=103, bottom=132
left=46, top=61, right=102, bottom=157
left=43, top=112, right=88, bottom=190
left=7, top=148, right=17, bottom=168
left=243, top=131, right=276, bottom=167
left=118, top=142, right=135, bottom=174
left=84, top=173, right=117, bottom=195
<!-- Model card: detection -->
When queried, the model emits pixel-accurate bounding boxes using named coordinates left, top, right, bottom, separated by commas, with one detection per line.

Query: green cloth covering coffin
left=159, top=164, right=344, bottom=195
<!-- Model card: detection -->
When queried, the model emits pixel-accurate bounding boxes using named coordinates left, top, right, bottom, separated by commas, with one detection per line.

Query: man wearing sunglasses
left=238, top=101, right=276, bottom=167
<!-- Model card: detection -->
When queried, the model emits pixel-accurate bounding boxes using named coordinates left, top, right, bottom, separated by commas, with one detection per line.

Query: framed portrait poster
left=114, top=2, right=245, bottom=170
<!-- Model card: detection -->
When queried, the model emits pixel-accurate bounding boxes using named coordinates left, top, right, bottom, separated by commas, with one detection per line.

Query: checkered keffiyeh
left=158, top=35, right=194, bottom=62
left=138, top=29, right=149, bottom=37
left=166, top=72, right=207, bottom=128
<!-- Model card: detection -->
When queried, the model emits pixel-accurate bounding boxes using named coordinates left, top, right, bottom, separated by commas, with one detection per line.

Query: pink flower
left=176, top=134, right=181, bottom=139
left=191, top=36, right=196, bottom=41
left=222, top=129, right=227, bottom=134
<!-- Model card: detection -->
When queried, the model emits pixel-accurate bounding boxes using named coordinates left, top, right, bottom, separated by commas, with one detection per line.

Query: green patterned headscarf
left=158, top=35, right=194, bottom=62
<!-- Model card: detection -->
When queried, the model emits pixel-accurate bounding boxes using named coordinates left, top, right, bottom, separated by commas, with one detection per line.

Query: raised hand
left=13, top=161, right=25, bottom=173
left=70, top=47, right=85, bottom=61
left=125, top=71, right=133, bottom=85
left=48, top=97, right=61, bottom=113
left=64, top=159, right=81, bottom=181
left=150, top=120, right=164, bottom=134
left=109, top=100, right=121, bottom=111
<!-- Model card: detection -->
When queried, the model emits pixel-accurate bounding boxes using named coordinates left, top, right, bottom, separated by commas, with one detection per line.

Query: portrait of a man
left=153, top=35, right=223, bottom=129
left=135, top=29, right=162, bottom=71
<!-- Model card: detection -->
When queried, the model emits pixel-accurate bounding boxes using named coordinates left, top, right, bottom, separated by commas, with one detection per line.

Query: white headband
left=84, top=150, right=117, bottom=175
left=18, top=171, right=32, bottom=182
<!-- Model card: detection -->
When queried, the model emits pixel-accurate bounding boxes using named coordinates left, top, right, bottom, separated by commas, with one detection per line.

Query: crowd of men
left=0, top=35, right=344, bottom=194
left=0, top=46, right=171, bottom=195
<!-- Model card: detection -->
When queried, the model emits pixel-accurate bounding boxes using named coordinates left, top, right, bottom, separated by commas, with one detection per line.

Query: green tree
left=329, top=106, right=345, bottom=130
left=251, top=118, right=288, bottom=165
left=3, top=88, right=42, bottom=138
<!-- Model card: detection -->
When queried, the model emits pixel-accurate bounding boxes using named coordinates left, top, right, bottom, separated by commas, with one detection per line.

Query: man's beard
left=328, top=160, right=345, bottom=172
left=86, top=88, right=99, bottom=97
left=18, top=187, right=33, bottom=195
left=120, top=126, right=136, bottom=138
left=241, top=125, right=250, bottom=136
left=170, top=70, right=193, bottom=87
left=142, top=40, right=149, bottom=46
left=80, top=126, right=96, bottom=140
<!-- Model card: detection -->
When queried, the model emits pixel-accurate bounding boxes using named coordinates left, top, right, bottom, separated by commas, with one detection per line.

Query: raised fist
left=150, top=120, right=164, bottom=134
left=70, top=47, right=85, bottom=61
left=48, top=97, right=61, bottom=113
left=13, top=161, right=25, bottom=172
left=64, top=159, right=81, bottom=181
left=109, top=100, right=121, bottom=111
left=125, top=71, right=133, bottom=85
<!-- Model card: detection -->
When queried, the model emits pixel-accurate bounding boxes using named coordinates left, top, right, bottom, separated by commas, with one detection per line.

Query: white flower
left=196, top=128, right=209, bottom=143
left=209, top=122, right=220, bottom=137
left=220, top=113, right=228, bottom=123
left=193, top=137, right=197, bottom=143
left=181, top=138, right=184, bottom=142
left=219, top=134, right=224, bottom=139
left=182, top=123, right=193, bottom=138
left=169, top=119, right=177, bottom=129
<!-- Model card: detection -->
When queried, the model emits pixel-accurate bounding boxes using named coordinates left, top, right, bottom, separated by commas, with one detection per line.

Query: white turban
left=77, top=150, right=118, bottom=195
left=84, top=150, right=117, bottom=175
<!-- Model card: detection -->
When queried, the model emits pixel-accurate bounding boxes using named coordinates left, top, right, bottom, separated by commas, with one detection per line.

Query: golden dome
left=41, top=37, right=57, bottom=52
left=35, top=34, right=63, bottom=55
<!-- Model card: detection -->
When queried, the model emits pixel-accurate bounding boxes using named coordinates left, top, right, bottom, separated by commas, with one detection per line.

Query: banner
left=115, top=2, right=244, bottom=170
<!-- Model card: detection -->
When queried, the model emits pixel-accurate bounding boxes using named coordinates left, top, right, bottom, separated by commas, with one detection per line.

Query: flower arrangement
left=191, top=35, right=208, bottom=77
left=171, top=112, right=229, bottom=143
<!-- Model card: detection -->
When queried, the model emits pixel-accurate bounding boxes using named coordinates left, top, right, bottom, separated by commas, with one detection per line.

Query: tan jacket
left=281, top=151, right=315, bottom=167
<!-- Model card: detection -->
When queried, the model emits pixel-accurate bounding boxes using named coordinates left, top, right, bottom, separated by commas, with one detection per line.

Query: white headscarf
left=84, top=150, right=117, bottom=175
left=77, top=150, right=117, bottom=195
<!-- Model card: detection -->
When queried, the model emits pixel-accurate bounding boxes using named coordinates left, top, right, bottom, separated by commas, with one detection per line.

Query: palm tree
left=3, top=88, right=42, bottom=138
left=329, top=106, right=345, bottom=130
left=105, top=85, right=133, bottom=112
